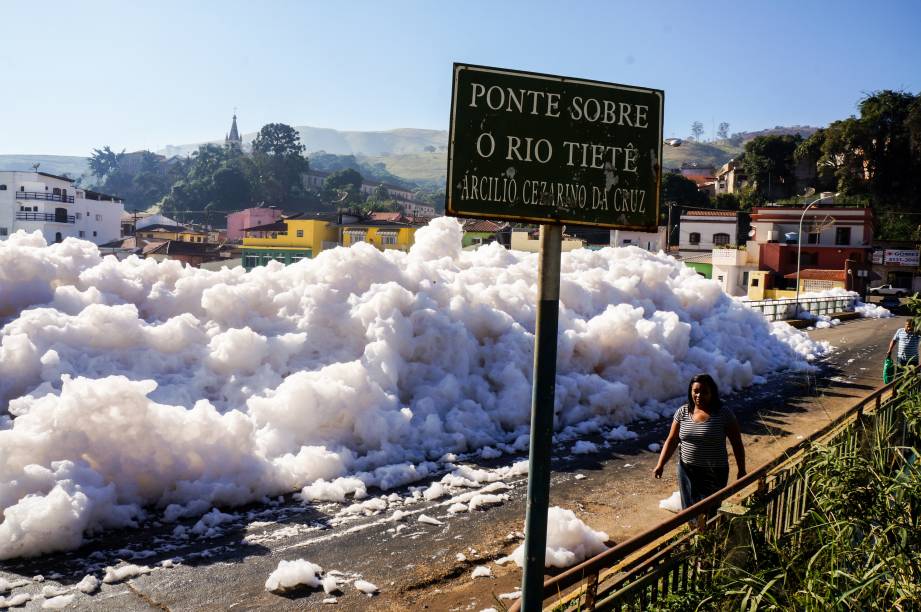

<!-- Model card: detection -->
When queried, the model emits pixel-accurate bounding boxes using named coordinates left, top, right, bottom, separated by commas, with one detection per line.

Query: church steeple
left=225, top=112, right=242, bottom=149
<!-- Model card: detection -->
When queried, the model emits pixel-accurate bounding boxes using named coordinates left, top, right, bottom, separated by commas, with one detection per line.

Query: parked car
left=869, top=284, right=908, bottom=297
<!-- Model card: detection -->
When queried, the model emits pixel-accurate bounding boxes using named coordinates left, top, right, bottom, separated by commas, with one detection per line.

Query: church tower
left=225, top=113, right=242, bottom=150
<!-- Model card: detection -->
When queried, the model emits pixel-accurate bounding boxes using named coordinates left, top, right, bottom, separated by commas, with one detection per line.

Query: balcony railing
left=15, top=191, right=75, bottom=203
left=15, top=211, right=76, bottom=224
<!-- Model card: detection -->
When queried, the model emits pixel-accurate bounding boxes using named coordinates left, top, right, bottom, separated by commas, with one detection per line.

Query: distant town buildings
left=0, top=171, right=123, bottom=245
left=302, top=170, right=436, bottom=219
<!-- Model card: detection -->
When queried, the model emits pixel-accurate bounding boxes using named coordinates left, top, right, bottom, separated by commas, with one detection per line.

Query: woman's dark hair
left=687, top=374, right=721, bottom=412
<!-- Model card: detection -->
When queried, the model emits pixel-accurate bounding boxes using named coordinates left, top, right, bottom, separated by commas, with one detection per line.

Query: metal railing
left=742, top=295, right=856, bottom=321
left=511, top=377, right=917, bottom=612
left=15, top=211, right=76, bottom=224
left=15, top=191, right=75, bottom=203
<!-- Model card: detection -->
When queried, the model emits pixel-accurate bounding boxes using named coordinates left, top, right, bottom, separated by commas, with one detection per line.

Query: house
left=461, top=219, right=506, bottom=248
left=240, top=211, right=410, bottom=271
left=135, top=224, right=186, bottom=242
left=714, top=159, right=747, bottom=195
left=227, top=207, right=283, bottom=241
left=711, top=247, right=759, bottom=296
left=749, top=203, right=873, bottom=291
left=511, top=229, right=585, bottom=252
left=339, top=220, right=417, bottom=252
left=241, top=215, right=336, bottom=271
left=677, top=210, right=747, bottom=258
left=611, top=227, right=666, bottom=252
left=142, top=240, right=236, bottom=268
left=0, top=171, right=123, bottom=245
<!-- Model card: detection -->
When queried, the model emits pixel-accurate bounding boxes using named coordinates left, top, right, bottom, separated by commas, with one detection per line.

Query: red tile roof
left=462, top=219, right=502, bottom=232
left=684, top=210, right=738, bottom=217
left=782, top=269, right=846, bottom=281
left=370, top=212, right=404, bottom=222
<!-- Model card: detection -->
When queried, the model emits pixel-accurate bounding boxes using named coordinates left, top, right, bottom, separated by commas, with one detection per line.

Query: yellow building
left=340, top=221, right=416, bottom=252
left=242, top=216, right=339, bottom=271
left=242, top=214, right=418, bottom=271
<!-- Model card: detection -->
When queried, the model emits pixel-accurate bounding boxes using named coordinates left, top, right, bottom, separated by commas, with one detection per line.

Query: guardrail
left=510, top=377, right=916, bottom=612
left=742, top=295, right=856, bottom=321
left=15, top=191, right=75, bottom=203
left=15, top=211, right=76, bottom=224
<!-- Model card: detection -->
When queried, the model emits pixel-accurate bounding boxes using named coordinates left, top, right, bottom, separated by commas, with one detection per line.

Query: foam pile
left=0, top=219, right=826, bottom=558
left=499, top=506, right=609, bottom=568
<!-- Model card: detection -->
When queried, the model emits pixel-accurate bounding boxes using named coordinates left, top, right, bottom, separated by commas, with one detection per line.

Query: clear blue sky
left=2, top=0, right=920, bottom=156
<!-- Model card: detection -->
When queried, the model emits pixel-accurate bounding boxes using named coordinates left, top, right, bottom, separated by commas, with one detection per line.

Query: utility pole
left=666, top=201, right=676, bottom=251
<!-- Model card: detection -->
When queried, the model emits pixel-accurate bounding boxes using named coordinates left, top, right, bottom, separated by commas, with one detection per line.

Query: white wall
left=611, top=227, right=665, bottom=251
left=0, top=172, right=123, bottom=245
left=511, top=231, right=584, bottom=252
left=678, top=218, right=737, bottom=255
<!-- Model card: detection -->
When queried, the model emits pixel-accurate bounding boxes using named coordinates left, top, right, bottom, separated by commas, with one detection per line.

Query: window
left=76, top=212, right=82, bottom=219
left=807, top=232, right=820, bottom=244
left=751, top=278, right=759, bottom=287
left=835, top=227, right=851, bottom=245
left=713, top=233, right=730, bottom=246
left=0, top=184, right=6, bottom=190
left=54, top=232, right=62, bottom=243
left=92, top=231, right=97, bottom=237
left=742, top=271, right=750, bottom=287
left=689, top=232, right=700, bottom=244
left=78, top=231, right=85, bottom=238
left=0, top=227, right=7, bottom=236
left=95, top=214, right=102, bottom=221
left=717, top=275, right=724, bottom=283
left=296, top=229, right=304, bottom=238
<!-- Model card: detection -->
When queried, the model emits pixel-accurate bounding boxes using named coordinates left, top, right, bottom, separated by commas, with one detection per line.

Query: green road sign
left=447, top=63, right=663, bottom=230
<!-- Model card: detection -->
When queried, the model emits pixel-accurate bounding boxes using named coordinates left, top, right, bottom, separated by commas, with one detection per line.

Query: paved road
left=0, top=315, right=905, bottom=611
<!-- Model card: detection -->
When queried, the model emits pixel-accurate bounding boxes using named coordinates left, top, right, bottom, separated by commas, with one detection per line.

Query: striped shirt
left=892, top=328, right=920, bottom=362
left=673, top=404, right=737, bottom=468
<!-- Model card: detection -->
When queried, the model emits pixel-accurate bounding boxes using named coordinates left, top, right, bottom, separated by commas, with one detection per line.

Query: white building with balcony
left=677, top=210, right=746, bottom=258
left=0, top=171, right=124, bottom=245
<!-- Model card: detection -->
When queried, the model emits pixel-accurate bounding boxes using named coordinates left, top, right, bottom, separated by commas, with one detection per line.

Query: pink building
left=226, top=207, right=283, bottom=241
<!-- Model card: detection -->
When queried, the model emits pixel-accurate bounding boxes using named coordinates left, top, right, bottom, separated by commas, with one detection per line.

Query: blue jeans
left=677, top=461, right=729, bottom=510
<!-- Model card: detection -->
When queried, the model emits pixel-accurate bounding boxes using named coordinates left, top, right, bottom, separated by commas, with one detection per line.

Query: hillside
left=0, top=155, right=93, bottom=182
left=2, top=124, right=822, bottom=193
left=159, top=126, right=447, bottom=158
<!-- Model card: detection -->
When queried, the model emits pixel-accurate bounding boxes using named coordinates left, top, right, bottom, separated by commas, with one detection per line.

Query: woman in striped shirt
left=653, top=374, right=746, bottom=509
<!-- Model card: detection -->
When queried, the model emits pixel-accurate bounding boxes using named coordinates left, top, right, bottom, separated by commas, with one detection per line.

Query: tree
left=691, top=121, right=704, bottom=141
left=250, top=123, right=309, bottom=206
left=251, top=123, right=306, bottom=158
left=717, top=122, right=730, bottom=140
left=323, top=168, right=364, bottom=206
left=714, top=193, right=740, bottom=210
left=88, top=146, right=125, bottom=179
left=741, top=134, right=803, bottom=202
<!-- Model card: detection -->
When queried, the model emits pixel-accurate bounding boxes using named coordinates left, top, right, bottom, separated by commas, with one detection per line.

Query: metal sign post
left=445, top=63, right=663, bottom=610
left=520, top=224, right=562, bottom=610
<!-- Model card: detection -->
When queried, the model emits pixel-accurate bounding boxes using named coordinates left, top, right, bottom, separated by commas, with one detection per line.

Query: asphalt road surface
left=0, top=314, right=906, bottom=611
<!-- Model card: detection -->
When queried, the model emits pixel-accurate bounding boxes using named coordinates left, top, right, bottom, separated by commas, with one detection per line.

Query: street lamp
left=794, top=190, right=839, bottom=317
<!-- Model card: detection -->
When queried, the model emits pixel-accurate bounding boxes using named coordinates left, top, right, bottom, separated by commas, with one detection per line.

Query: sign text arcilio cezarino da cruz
left=447, top=64, right=663, bottom=230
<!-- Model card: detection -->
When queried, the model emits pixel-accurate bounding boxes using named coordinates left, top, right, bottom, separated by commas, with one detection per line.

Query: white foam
left=265, top=559, right=323, bottom=592
left=501, top=506, right=609, bottom=568
left=0, top=221, right=826, bottom=558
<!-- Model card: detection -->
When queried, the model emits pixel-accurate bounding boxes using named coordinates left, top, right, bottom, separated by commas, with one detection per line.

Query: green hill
left=0, top=155, right=94, bottom=182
